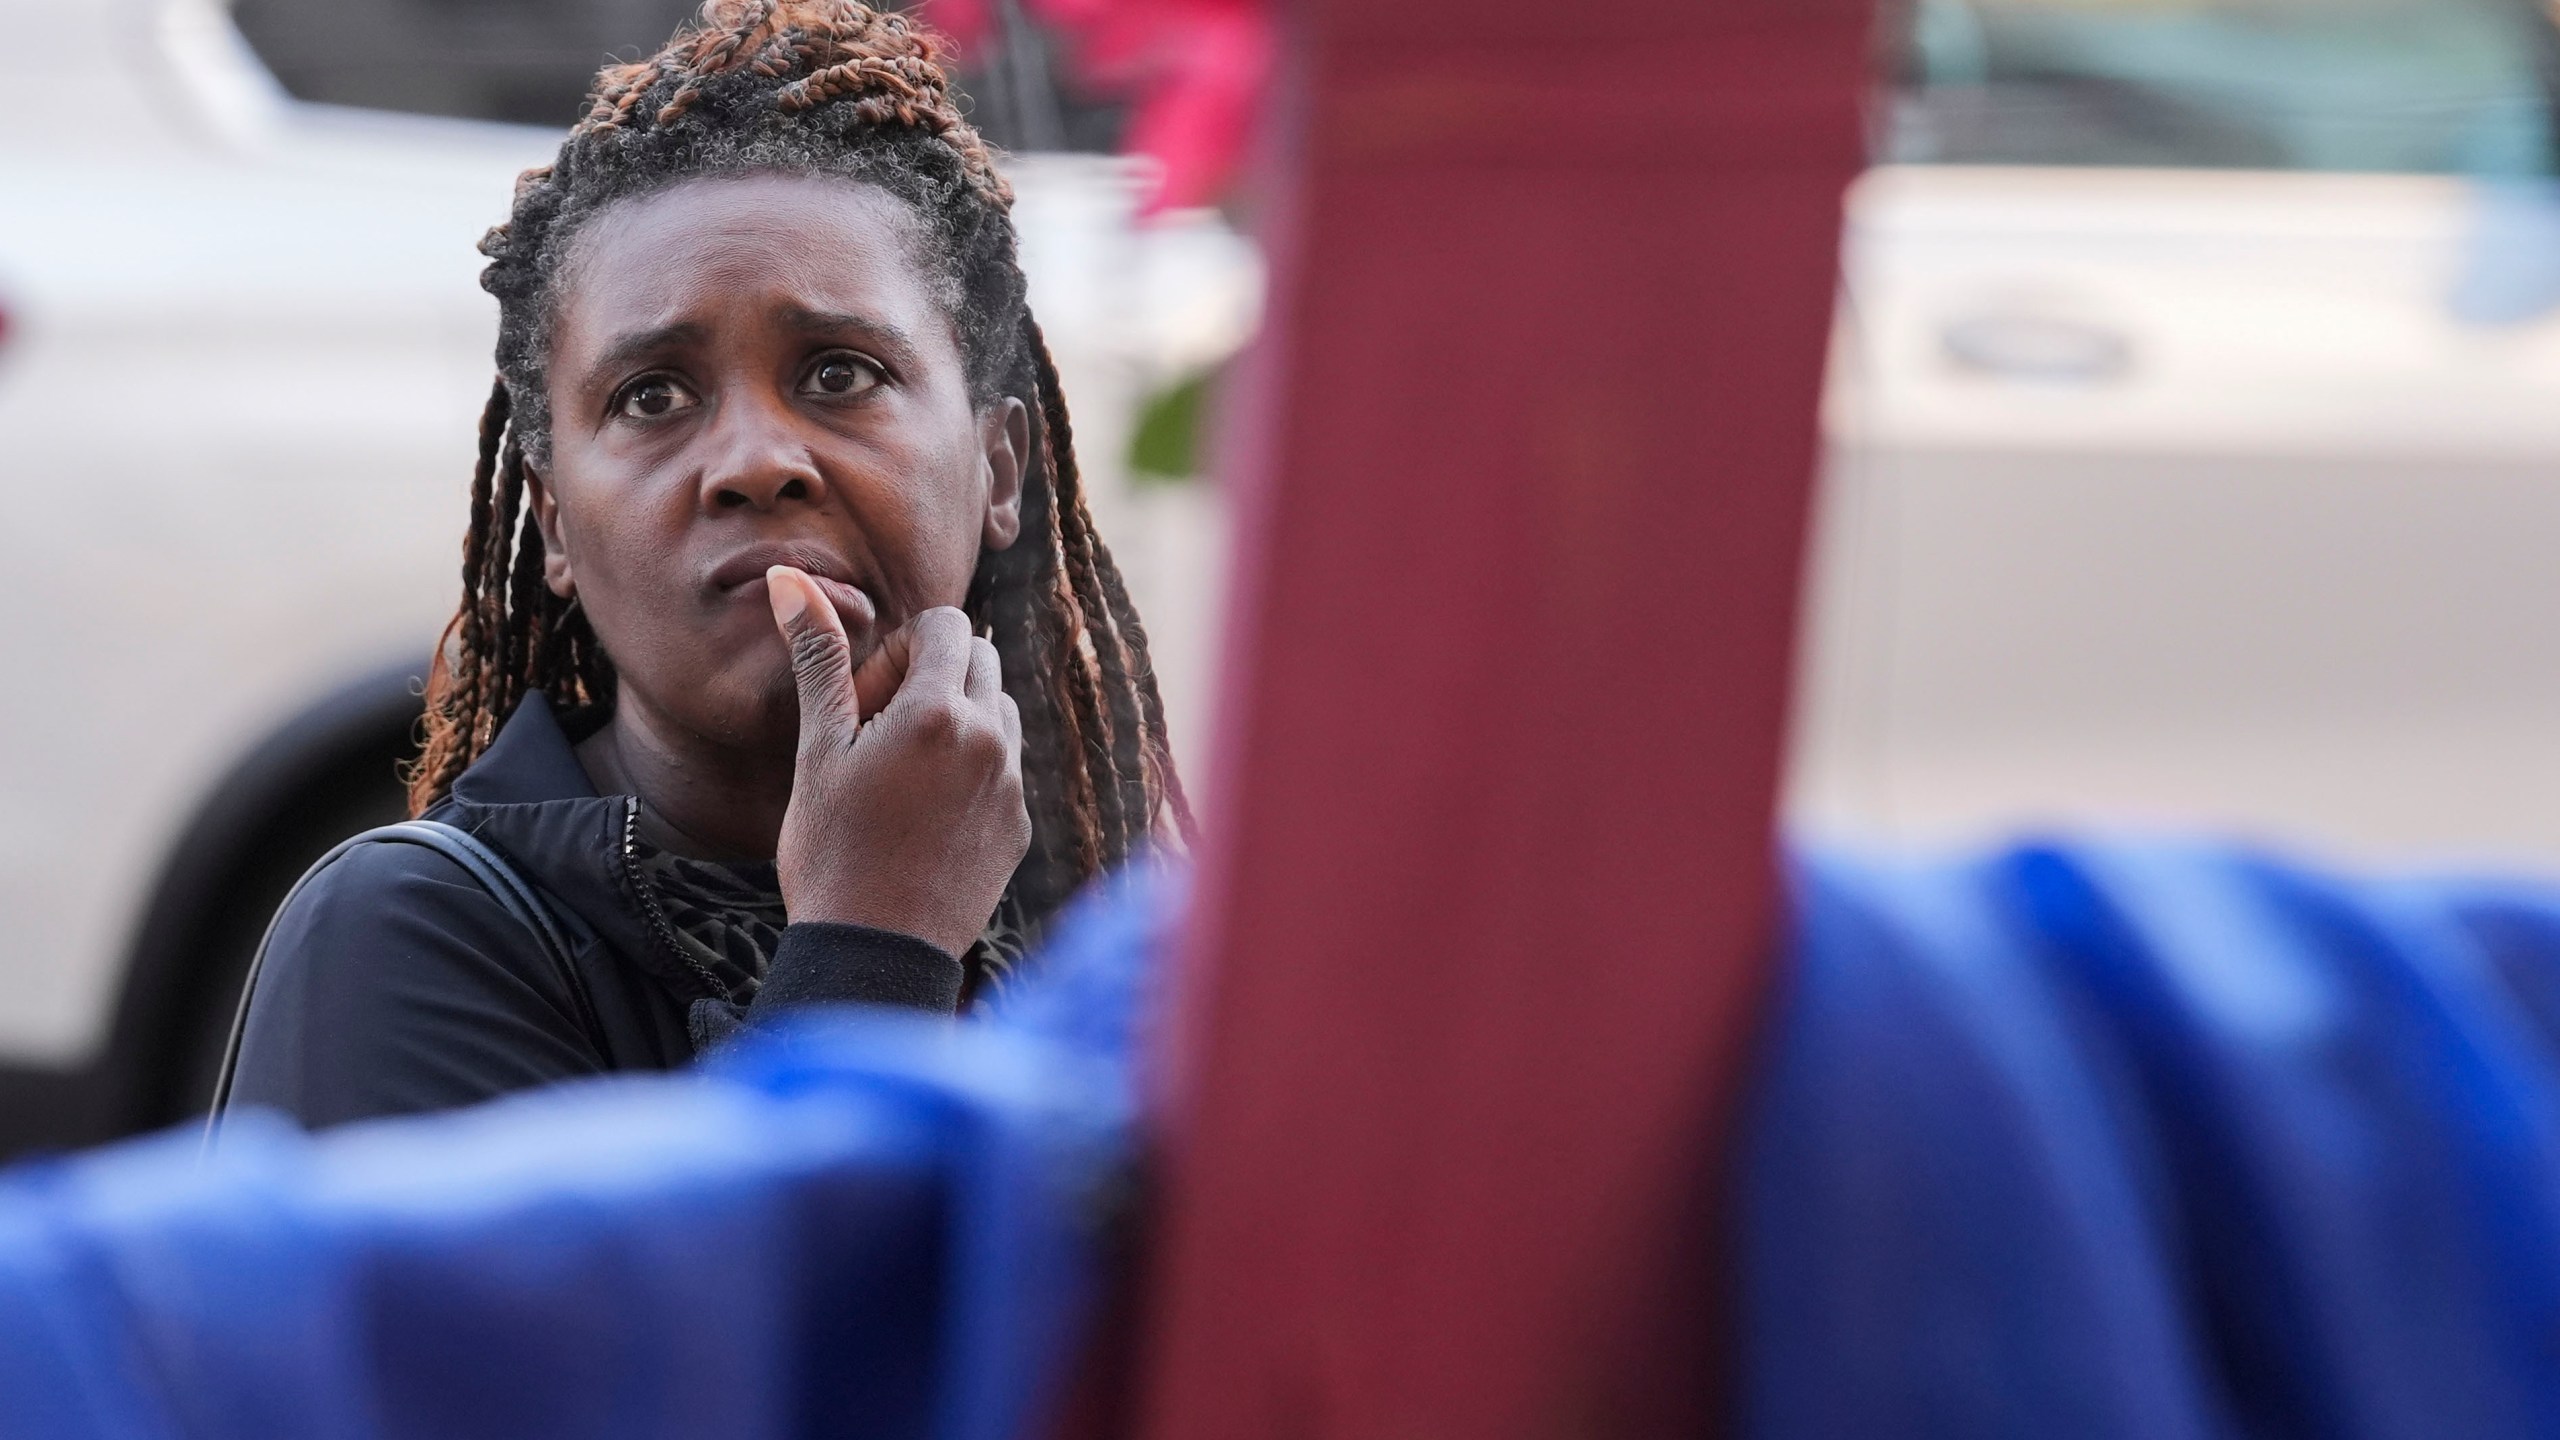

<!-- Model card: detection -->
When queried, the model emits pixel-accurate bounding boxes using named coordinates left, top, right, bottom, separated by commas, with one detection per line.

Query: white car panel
left=1793, top=165, right=2560, bottom=871
left=0, top=0, right=1256, bottom=1065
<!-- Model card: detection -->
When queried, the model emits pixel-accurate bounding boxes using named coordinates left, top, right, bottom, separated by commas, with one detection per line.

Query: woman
left=227, top=0, right=1186, bottom=1128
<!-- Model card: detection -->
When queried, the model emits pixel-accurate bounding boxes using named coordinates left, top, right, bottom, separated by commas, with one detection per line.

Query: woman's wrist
left=758, top=920, right=963, bottom=1013
left=781, top=872, right=980, bottom=960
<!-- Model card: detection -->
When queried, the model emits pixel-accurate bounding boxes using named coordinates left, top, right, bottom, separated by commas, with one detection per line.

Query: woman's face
left=530, top=172, right=1025, bottom=756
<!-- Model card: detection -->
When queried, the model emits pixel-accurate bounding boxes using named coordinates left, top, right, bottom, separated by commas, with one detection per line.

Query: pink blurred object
left=1097, top=2, right=1273, bottom=211
left=928, top=0, right=1276, bottom=211
left=921, top=0, right=998, bottom=51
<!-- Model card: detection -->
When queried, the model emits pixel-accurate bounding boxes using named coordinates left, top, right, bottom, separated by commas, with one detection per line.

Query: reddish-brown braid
left=407, top=0, right=1188, bottom=952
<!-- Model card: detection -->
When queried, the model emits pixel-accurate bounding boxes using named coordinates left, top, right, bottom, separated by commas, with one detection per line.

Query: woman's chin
left=626, top=663, right=801, bottom=758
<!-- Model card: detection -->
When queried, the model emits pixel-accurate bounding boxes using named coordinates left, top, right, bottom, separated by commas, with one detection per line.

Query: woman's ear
left=980, top=396, right=1028, bottom=552
left=526, top=462, right=577, bottom=599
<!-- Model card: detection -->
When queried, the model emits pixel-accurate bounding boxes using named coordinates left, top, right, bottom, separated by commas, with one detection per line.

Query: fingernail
left=766, top=566, right=807, bottom=624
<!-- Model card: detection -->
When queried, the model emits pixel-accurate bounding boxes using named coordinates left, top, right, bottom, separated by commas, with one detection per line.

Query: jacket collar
left=435, top=696, right=720, bottom=1004
left=449, top=691, right=600, bottom=808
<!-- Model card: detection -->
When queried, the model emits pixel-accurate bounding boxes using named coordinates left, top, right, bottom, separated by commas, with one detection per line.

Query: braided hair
left=408, top=0, right=1191, bottom=960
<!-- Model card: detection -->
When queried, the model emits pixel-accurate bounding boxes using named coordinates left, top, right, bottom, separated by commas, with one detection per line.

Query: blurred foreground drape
left=1745, top=842, right=2560, bottom=1440
left=1, top=841, right=2556, bottom=1438
left=0, top=868, right=1171, bottom=1440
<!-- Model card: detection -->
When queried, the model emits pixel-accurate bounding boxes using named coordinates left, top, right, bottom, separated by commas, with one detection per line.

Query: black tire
left=156, top=757, right=415, bottom=1126
left=0, top=673, right=422, bottom=1159
left=103, top=665, right=423, bottom=1139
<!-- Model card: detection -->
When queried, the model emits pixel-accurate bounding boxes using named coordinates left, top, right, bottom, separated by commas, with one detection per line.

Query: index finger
left=850, top=621, right=914, bottom=721
left=894, top=607, right=976, bottom=699
left=964, top=635, right=1001, bottom=704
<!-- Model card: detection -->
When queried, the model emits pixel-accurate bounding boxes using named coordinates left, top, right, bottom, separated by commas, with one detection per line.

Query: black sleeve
left=226, top=841, right=607, bottom=1130
left=690, top=923, right=960, bottom=1054
left=753, top=923, right=965, bottom=1014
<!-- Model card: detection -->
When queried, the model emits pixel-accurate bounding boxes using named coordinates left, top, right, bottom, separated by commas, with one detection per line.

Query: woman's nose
left=698, top=393, right=825, bottom=512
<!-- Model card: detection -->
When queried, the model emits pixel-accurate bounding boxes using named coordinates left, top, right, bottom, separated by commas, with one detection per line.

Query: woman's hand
left=764, top=565, right=1030, bottom=958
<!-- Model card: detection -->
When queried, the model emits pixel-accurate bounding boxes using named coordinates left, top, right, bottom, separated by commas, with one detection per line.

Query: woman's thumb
left=766, top=566, right=857, bottom=746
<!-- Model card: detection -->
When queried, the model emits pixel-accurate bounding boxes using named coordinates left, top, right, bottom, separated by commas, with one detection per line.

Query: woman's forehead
left=557, top=173, right=942, bottom=346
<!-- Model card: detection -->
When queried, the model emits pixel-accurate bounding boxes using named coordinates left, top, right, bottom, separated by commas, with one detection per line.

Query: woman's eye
left=804, top=352, right=884, bottom=398
left=614, top=376, right=698, bottom=420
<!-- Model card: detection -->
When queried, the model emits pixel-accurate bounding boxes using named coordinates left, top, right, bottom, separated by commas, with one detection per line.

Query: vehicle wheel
left=103, top=666, right=423, bottom=1138
left=156, top=754, right=414, bottom=1126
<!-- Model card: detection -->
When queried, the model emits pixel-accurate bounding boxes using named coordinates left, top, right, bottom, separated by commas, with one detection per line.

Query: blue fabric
left=0, top=865, right=1178, bottom=1440
left=8, top=841, right=2560, bottom=1439
left=1742, top=840, right=2560, bottom=1440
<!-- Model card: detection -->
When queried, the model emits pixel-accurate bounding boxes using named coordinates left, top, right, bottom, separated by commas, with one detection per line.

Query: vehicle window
left=230, top=0, right=699, bottom=128
left=228, top=0, right=1123, bottom=147
left=1887, top=0, right=2560, bottom=175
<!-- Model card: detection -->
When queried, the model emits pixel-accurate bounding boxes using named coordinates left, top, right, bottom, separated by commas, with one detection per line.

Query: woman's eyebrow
left=783, top=307, right=921, bottom=368
left=579, top=321, right=708, bottom=393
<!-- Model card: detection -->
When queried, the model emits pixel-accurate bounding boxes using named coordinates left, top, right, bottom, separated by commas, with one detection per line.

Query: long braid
left=1088, top=520, right=1196, bottom=842
left=412, top=0, right=1184, bottom=964
left=1024, top=371, right=1131, bottom=851
left=971, top=397, right=1100, bottom=919
left=500, top=508, right=551, bottom=722
left=1026, top=320, right=1160, bottom=854
left=476, top=439, right=531, bottom=747
left=411, top=383, right=507, bottom=806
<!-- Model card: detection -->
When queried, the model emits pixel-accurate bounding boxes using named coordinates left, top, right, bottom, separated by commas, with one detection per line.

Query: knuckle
left=964, top=721, right=1008, bottom=768
left=913, top=696, right=970, bottom=747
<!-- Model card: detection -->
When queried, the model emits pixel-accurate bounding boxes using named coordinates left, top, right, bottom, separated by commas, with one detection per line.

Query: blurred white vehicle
left=13, top=0, right=2553, bottom=1154
left=1791, top=0, right=2560, bottom=870
left=0, top=0, right=1252, bottom=1150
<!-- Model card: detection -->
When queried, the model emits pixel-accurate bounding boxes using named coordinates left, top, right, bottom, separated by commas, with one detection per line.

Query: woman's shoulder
left=231, top=826, right=613, bottom=1127
left=266, top=826, right=563, bottom=986
left=296, top=821, right=492, bottom=897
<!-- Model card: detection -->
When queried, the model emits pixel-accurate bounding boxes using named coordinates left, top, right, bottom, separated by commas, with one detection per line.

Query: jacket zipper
left=619, top=795, right=735, bottom=1003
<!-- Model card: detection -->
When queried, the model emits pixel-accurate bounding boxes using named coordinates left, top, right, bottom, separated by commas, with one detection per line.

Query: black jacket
left=228, top=695, right=962, bottom=1128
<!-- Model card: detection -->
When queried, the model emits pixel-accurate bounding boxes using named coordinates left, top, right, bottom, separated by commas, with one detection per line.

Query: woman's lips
left=709, top=547, right=880, bottom=637
left=729, top=568, right=879, bottom=642
left=708, top=542, right=858, bottom=592
left=785, top=569, right=879, bottom=636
